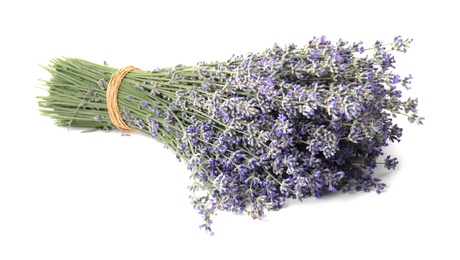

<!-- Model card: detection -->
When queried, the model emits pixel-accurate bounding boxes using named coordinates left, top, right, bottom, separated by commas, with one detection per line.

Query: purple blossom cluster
left=113, top=36, right=422, bottom=233
left=40, top=36, right=422, bottom=234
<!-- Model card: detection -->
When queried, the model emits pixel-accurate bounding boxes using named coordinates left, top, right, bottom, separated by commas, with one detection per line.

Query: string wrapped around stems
left=106, top=65, right=139, bottom=132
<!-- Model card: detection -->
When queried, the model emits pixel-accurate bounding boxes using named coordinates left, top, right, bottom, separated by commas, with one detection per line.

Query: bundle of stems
left=38, top=36, right=423, bottom=233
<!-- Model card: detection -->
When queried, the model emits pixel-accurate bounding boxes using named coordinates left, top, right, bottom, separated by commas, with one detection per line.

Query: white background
left=0, top=0, right=458, bottom=259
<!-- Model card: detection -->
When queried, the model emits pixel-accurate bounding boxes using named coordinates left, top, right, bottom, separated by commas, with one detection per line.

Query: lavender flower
left=384, top=155, right=399, bottom=170
left=39, top=36, right=423, bottom=234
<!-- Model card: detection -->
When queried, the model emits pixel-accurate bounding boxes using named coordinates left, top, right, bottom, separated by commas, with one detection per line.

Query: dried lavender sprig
left=38, top=36, right=423, bottom=234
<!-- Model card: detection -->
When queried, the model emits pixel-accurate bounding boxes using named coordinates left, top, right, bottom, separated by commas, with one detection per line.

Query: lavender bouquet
left=38, top=36, right=423, bottom=234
